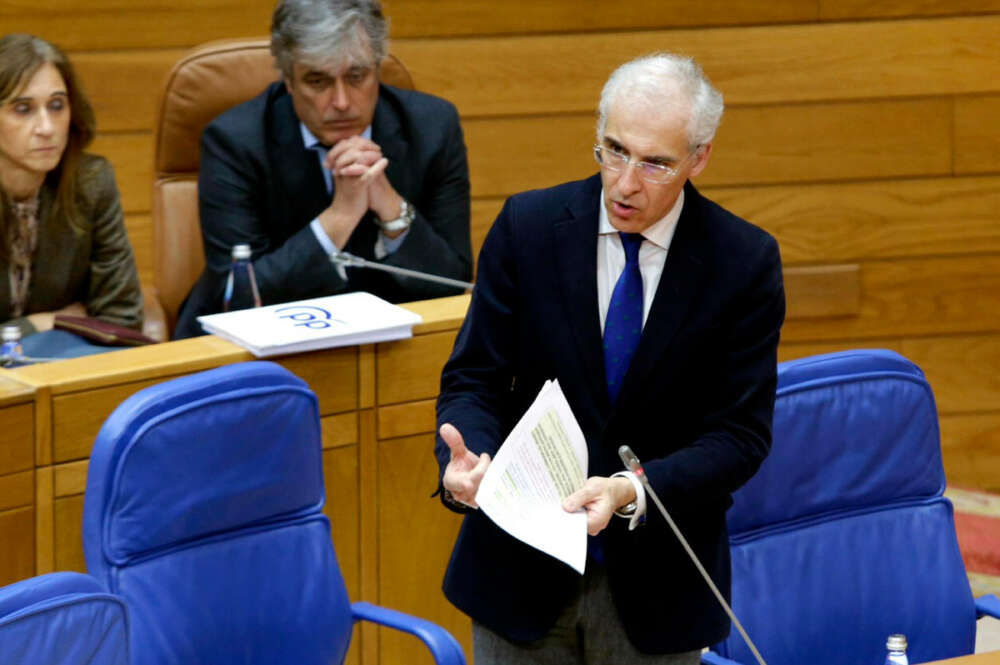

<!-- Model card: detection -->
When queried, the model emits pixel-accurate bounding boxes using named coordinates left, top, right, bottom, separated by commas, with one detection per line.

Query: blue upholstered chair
left=0, top=571, right=129, bottom=665
left=703, top=349, right=1000, bottom=665
left=82, top=361, right=465, bottom=665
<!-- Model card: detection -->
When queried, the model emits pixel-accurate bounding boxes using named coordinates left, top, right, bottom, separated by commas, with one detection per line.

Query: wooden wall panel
left=954, top=95, right=1000, bottom=174
left=473, top=176, right=1000, bottom=269
left=0, top=507, right=34, bottom=586
left=710, top=99, right=953, bottom=186
left=74, top=51, right=183, bottom=133
left=393, top=16, right=1000, bottom=117
left=778, top=339, right=904, bottom=363
left=707, top=176, right=1000, bottom=264
left=781, top=256, right=1000, bottom=342
left=42, top=15, right=1000, bottom=139
left=464, top=115, right=594, bottom=198
left=377, top=434, right=469, bottom=665
left=384, top=0, right=818, bottom=37
left=2, top=1, right=275, bottom=51
left=90, top=133, right=154, bottom=213
left=901, top=335, right=1000, bottom=414
left=471, top=198, right=502, bottom=258
left=784, top=265, right=861, bottom=319
left=940, top=413, right=1000, bottom=493
left=819, top=0, right=1000, bottom=20
left=464, top=99, right=952, bottom=198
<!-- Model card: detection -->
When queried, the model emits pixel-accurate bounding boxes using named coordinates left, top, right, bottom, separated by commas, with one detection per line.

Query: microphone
left=331, top=251, right=474, bottom=291
left=618, top=445, right=769, bottom=665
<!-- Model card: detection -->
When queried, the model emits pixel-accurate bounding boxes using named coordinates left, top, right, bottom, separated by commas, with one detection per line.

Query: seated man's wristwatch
left=376, top=198, right=415, bottom=234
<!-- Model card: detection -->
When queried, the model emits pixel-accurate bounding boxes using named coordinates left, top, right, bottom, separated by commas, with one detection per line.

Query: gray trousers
left=472, top=563, right=703, bottom=665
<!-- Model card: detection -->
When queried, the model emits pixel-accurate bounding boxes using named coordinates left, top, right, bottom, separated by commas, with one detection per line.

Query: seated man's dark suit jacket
left=435, top=175, right=785, bottom=654
left=174, top=81, right=472, bottom=338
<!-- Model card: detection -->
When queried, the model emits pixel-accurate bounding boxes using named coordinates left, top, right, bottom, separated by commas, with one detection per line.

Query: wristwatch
left=615, top=500, right=638, bottom=517
left=376, top=198, right=415, bottom=234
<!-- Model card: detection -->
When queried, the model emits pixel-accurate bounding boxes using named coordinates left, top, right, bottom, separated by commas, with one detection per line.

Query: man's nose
left=329, top=79, right=350, bottom=112
left=617, top=160, right=643, bottom=195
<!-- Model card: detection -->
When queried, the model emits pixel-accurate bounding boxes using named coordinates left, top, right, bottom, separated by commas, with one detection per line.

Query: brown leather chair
left=152, top=38, right=414, bottom=336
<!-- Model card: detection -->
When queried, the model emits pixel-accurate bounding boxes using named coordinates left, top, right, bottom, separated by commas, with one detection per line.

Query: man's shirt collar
left=300, top=123, right=373, bottom=150
left=598, top=187, right=685, bottom=250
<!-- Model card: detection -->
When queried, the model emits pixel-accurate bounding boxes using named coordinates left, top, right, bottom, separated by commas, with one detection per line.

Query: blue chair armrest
left=351, top=601, right=466, bottom=665
left=977, top=594, right=1000, bottom=620
left=702, top=651, right=743, bottom=665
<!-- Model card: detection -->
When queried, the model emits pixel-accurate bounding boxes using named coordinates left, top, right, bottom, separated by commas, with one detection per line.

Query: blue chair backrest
left=0, top=571, right=129, bottom=665
left=83, top=361, right=350, bottom=665
left=714, top=350, right=976, bottom=665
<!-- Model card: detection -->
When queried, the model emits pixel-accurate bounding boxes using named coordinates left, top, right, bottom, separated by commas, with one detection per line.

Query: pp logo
left=275, top=305, right=343, bottom=329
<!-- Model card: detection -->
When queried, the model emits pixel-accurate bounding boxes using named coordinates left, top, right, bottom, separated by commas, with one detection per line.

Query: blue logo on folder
left=274, top=305, right=346, bottom=330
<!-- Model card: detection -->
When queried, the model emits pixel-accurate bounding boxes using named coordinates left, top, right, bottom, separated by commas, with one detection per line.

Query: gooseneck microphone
left=618, top=445, right=768, bottom=665
left=331, top=251, right=474, bottom=291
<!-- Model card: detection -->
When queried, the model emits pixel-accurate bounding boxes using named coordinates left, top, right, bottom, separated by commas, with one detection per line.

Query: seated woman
left=0, top=34, right=142, bottom=361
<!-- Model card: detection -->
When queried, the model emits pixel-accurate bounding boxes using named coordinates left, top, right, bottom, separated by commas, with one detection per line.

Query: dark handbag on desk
left=54, top=315, right=158, bottom=347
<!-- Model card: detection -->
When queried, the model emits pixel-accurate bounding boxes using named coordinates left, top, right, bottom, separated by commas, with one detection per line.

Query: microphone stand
left=618, top=445, right=769, bottom=665
left=331, top=251, right=474, bottom=291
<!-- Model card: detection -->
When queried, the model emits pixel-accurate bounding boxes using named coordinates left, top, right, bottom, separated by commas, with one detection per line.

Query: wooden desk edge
left=2, top=295, right=471, bottom=395
left=931, top=652, right=1000, bottom=664
left=0, top=374, right=36, bottom=407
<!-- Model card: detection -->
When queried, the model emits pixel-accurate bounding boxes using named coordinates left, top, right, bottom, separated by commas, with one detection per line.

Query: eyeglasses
left=593, top=144, right=697, bottom=184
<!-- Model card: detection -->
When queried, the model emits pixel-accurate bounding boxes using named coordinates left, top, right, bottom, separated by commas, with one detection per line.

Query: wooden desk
left=932, top=652, right=1000, bottom=664
left=0, top=294, right=472, bottom=665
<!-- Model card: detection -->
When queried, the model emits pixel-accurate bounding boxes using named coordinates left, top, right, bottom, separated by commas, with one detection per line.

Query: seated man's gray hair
left=271, top=0, right=389, bottom=77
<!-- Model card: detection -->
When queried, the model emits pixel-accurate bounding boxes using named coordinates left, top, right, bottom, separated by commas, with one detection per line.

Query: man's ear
left=283, top=76, right=294, bottom=94
left=688, top=142, right=713, bottom=179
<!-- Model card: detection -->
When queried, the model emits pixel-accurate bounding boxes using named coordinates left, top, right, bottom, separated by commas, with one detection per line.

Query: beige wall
left=5, top=1, right=1000, bottom=492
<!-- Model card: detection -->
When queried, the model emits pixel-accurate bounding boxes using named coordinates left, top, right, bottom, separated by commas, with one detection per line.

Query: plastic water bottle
left=884, top=634, right=908, bottom=665
left=0, top=325, right=25, bottom=366
left=222, top=244, right=262, bottom=312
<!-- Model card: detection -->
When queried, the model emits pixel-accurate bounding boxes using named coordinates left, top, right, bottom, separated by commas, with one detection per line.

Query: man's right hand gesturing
left=440, top=423, right=491, bottom=508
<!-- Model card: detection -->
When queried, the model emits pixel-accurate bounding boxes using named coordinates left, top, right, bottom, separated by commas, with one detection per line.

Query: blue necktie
left=603, top=232, right=644, bottom=404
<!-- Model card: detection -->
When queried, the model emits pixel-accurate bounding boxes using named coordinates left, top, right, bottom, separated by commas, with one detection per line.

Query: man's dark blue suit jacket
left=435, top=175, right=786, bottom=654
left=175, top=82, right=472, bottom=338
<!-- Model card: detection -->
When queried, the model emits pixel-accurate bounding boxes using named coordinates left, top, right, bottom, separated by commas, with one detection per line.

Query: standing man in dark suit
left=436, top=53, right=785, bottom=664
left=174, top=0, right=471, bottom=338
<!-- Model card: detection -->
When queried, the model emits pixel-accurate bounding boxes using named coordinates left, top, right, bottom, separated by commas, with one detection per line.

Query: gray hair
left=597, top=52, right=724, bottom=149
left=270, top=0, right=388, bottom=78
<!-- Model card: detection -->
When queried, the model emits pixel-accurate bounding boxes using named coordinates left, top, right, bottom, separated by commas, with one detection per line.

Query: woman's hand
left=26, top=302, right=87, bottom=332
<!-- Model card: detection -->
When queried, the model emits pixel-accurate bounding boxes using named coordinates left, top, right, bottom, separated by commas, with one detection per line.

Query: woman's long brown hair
left=0, top=34, right=98, bottom=258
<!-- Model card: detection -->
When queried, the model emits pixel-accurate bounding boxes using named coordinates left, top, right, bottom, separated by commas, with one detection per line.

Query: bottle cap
left=231, top=244, right=252, bottom=260
left=887, top=634, right=907, bottom=651
left=2, top=325, right=21, bottom=342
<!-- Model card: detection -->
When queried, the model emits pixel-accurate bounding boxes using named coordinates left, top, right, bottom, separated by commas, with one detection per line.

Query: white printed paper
left=476, top=379, right=589, bottom=574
